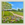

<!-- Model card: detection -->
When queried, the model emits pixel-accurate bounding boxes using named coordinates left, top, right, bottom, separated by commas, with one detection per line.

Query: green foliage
left=20, top=8, right=23, bottom=12
left=2, top=11, right=13, bottom=16
left=18, top=9, right=20, bottom=11
left=2, top=2, right=12, bottom=10
left=12, top=11, right=23, bottom=16
left=17, top=8, right=23, bottom=12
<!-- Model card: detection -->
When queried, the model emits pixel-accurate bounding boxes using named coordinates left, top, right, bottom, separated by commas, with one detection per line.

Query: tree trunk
left=3, top=8, right=4, bottom=16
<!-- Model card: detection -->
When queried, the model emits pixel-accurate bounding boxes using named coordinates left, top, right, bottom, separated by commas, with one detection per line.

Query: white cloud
left=16, top=7, right=21, bottom=10
left=12, top=8, right=15, bottom=9
left=16, top=7, right=18, bottom=10
left=11, top=4, right=14, bottom=6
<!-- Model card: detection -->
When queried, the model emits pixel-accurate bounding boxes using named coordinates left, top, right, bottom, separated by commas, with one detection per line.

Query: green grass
left=2, top=11, right=13, bottom=16
left=2, top=11, right=23, bottom=23
left=12, top=11, right=23, bottom=16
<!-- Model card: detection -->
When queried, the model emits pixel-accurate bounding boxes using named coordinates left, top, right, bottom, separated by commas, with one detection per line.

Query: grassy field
left=2, top=11, right=23, bottom=23
left=2, top=11, right=13, bottom=16
left=12, top=11, right=23, bottom=16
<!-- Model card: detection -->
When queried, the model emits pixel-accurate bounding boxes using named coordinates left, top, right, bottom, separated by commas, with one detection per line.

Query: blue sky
left=7, top=2, right=23, bottom=10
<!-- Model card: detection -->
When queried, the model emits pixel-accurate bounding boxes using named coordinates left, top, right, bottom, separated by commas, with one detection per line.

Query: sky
left=7, top=2, right=23, bottom=10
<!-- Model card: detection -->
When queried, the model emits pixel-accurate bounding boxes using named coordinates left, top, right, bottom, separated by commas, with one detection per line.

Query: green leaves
left=2, top=2, right=12, bottom=10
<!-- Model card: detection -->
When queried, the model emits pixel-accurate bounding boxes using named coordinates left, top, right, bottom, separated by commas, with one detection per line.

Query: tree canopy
left=2, top=2, right=12, bottom=10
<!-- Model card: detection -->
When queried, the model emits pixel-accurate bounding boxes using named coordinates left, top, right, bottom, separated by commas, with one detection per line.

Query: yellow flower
left=3, top=19, right=5, bottom=20
left=5, top=18, right=6, bottom=19
left=7, top=19, right=9, bottom=20
left=14, top=18, right=15, bottom=19
left=9, top=17, right=11, bottom=19
left=3, top=17, right=5, bottom=18
left=11, top=20, right=15, bottom=21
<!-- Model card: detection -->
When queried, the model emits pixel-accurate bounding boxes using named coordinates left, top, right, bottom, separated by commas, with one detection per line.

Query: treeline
left=6, top=8, right=23, bottom=12
left=17, top=8, right=23, bottom=12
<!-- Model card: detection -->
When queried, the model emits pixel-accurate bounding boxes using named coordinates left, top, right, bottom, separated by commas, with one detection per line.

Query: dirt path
left=9, top=11, right=23, bottom=19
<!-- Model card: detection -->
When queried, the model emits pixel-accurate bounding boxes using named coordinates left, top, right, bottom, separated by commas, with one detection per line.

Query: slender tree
left=2, top=2, right=12, bottom=16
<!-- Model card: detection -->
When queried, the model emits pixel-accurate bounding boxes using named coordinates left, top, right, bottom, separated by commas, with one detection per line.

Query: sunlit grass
left=12, top=11, right=23, bottom=16
left=2, top=11, right=13, bottom=16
